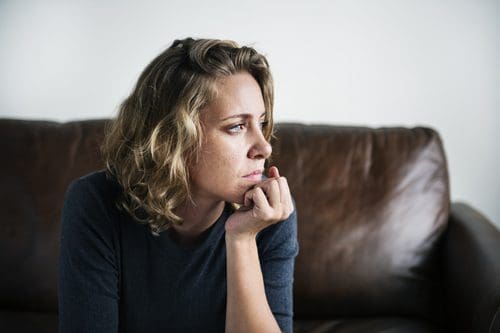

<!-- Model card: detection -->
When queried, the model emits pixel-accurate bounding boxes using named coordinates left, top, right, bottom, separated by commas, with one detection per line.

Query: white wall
left=1, top=0, right=499, bottom=228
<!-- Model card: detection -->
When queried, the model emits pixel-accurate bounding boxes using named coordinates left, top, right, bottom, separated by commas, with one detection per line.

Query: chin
left=233, top=197, right=245, bottom=205
left=225, top=188, right=248, bottom=206
left=226, top=193, right=245, bottom=205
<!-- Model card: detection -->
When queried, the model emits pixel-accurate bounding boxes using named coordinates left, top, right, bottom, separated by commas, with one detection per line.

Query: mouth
left=243, top=169, right=264, bottom=182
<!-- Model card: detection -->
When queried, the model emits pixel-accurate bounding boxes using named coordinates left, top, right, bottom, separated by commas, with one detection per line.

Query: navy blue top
left=58, top=170, right=299, bottom=332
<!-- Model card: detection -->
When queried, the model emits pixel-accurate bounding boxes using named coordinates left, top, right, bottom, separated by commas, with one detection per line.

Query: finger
left=276, top=177, right=288, bottom=205
left=256, top=177, right=281, bottom=205
left=266, top=179, right=281, bottom=208
left=243, top=190, right=254, bottom=208
left=255, top=176, right=276, bottom=188
left=252, top=187, right=271, bottom=213
left=274, top=166, right=280, bottom=178
left=278, top=176, right=294, bottom=214
left=268, top=166, right=279, bottom=178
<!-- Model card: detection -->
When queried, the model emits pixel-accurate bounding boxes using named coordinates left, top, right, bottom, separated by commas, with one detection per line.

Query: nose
left=247, top=130, right=272, bottom=160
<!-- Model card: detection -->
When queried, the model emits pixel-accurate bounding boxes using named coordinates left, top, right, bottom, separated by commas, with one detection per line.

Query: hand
left=224, top=166, right=294, bottom=241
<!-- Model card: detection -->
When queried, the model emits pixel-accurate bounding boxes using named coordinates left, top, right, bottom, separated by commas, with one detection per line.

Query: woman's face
left=189, top=71, right=272, bottom=205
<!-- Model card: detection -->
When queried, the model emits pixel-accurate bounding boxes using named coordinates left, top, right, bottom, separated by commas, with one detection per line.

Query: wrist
left=225, top=231, right=257, bottom=244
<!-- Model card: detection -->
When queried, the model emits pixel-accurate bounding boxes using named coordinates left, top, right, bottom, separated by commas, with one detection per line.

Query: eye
left=228, top=123, right=245, bottom=134
left=259, top=120, right=269, bottom=130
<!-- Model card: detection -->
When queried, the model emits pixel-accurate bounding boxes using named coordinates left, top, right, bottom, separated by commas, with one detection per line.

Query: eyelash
left=228, top=121, right=268, bottom=134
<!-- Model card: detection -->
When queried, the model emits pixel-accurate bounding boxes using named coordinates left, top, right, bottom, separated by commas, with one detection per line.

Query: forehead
left=203, top=72, right=266, bottom=121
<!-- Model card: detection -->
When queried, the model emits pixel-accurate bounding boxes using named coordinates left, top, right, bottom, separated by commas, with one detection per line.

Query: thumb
left=243, top=189, right=254, bottom=208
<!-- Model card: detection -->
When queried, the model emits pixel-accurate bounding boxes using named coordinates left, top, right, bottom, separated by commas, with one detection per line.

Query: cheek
left=194, top=146, right=238, bottom=179
left=196, top=131, right=249, bottom=181
left=211, top=152, right=240, bottom=180
left=207, top=140, right=244, bottom=172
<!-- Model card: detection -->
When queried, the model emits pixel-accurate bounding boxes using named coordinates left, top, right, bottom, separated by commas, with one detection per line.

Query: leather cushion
left=272, top=124, right=449, bottom=322
left=294, top=317, right=442, bottom=333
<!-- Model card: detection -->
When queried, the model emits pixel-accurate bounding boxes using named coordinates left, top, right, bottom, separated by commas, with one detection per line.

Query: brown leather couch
left=1, top=119, right=499, bottom=333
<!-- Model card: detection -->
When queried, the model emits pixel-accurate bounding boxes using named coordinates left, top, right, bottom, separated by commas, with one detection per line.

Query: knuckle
left=263, top=211, right=274, bottom=222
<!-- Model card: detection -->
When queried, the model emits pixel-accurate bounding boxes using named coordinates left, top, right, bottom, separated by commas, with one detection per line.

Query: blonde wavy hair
left=101, top=37, right=274, bottom=234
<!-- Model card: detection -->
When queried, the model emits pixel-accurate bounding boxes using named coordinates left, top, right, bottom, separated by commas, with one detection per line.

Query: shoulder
left=62, top=170, right=123, bottom=237
left=66, top=170, right=120, bottom=198
left=59, top=171, right=121, bottom=297
left=64, top=170, right=121, bottom=210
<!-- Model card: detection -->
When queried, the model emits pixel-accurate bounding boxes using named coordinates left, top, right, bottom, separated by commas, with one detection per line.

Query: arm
left=225, top=233, right=282, bottom=333
left=442, top=202, right=500, bottom=333
left=225, top=166, right=296, bottom=333
left=58, top=178, right=120, bottom=333
left=258, top=209, right=298, bottom=332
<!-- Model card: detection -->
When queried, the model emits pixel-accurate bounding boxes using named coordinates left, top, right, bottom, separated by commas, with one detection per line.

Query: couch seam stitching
left=489, top=306, right=500, bottom=333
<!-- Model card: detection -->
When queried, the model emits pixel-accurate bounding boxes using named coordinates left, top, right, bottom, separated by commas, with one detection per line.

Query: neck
left=169, top=199, right=226, bottom=247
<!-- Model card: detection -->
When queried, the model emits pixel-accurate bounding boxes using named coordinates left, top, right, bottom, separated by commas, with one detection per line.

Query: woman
left=58, top=37, right=298, bottom=333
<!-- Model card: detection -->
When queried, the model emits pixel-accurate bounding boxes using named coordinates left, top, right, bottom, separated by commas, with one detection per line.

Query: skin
left=171, top=71, right=293, bottom=244
left=172, top=71, right=293, bottom=332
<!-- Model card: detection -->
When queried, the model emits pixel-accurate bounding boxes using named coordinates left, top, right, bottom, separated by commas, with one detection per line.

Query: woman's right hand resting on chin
left=224, top=166, right=294, bottom=242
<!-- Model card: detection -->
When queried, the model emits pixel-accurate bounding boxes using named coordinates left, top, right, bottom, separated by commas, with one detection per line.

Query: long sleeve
left=58, top=178, right=120, bottom=332
left=257, top=208, right=299, bottom=333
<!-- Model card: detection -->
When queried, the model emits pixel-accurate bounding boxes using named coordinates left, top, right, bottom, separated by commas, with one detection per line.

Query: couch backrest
left=0, top=119, right=107, bottom=312
left=272, top=123, right=449, bottom=322
left=0, top=120, right=449, bottom=322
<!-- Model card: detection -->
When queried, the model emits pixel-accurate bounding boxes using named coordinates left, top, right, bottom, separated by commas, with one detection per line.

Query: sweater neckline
left=148, top=202, right=232, bottom=261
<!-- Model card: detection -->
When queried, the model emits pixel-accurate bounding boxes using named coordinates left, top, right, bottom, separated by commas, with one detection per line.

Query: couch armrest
left=442, top=202, right=500, bottom=333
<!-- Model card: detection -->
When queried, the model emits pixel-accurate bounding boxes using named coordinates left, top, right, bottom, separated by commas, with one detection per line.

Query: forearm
left=225, top=234, right=281, bottom=333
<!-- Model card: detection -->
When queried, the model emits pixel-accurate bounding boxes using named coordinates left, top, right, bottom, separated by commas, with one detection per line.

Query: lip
left=243, top=169, right=264, bottom=181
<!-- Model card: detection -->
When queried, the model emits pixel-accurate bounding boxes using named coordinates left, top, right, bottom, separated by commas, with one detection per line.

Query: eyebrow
left=220, top=112, right=266, bottom=121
